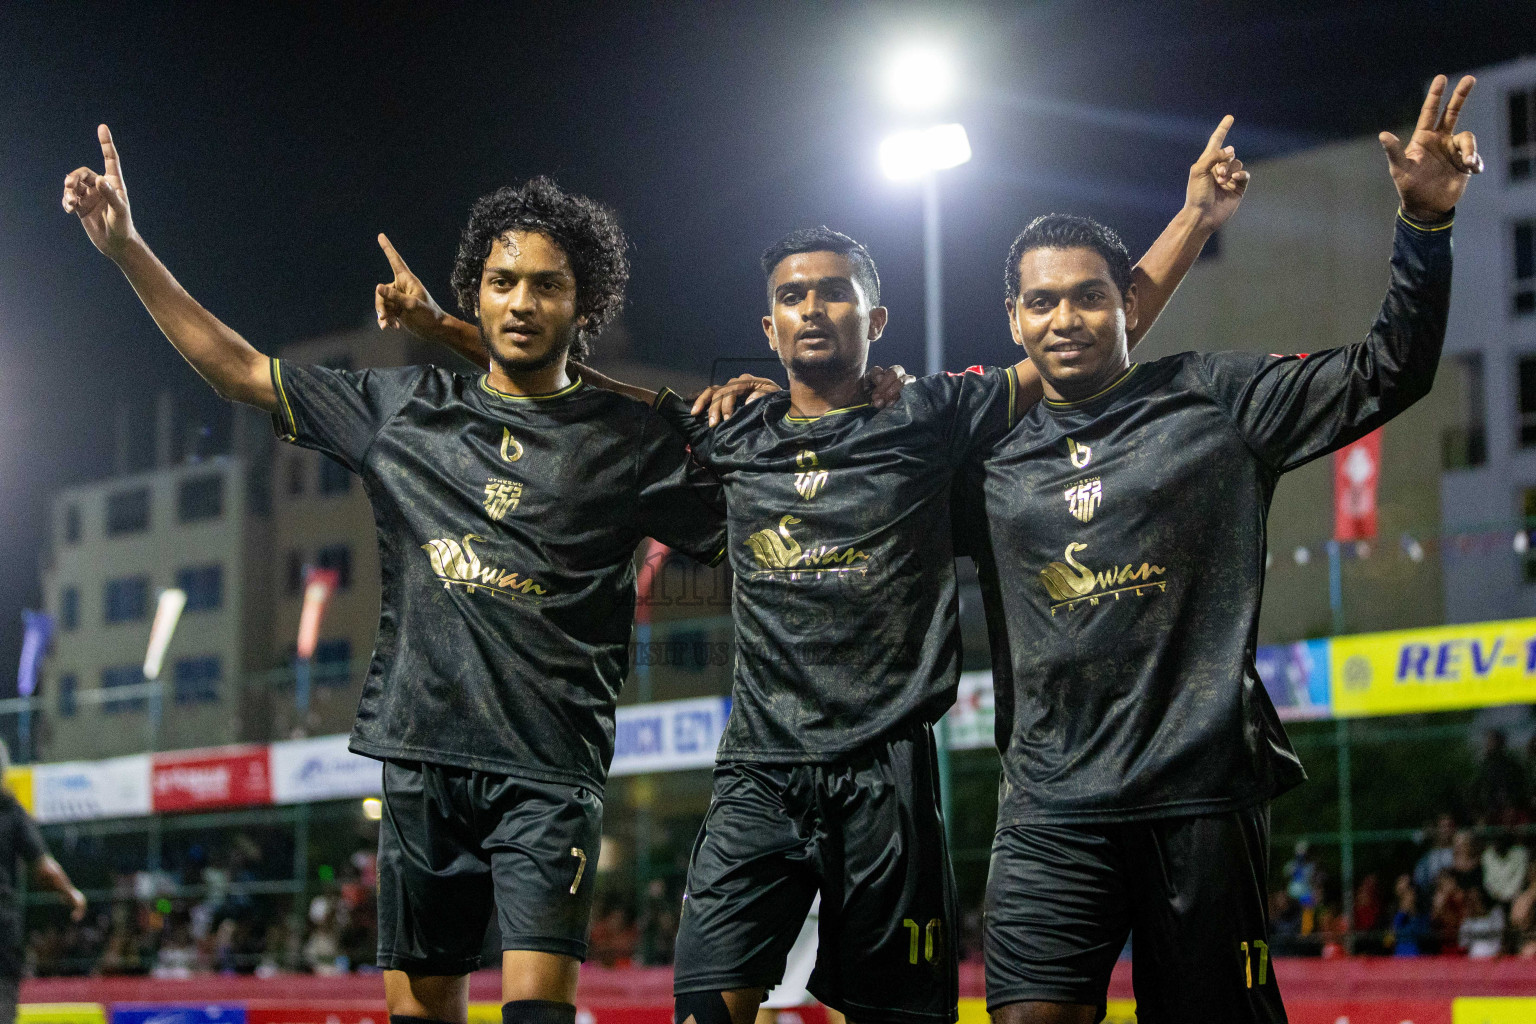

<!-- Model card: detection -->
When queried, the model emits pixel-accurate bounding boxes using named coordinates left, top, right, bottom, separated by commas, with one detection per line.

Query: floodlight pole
left=923, top=172, right=944, bottom=377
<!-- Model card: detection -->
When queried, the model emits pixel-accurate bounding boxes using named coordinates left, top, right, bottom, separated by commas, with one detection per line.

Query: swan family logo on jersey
left=421, top=533, right=549, bottom=600
left=1039, top=541, right=1166, bottom=612
left=744, top=514, right=869, bottom=576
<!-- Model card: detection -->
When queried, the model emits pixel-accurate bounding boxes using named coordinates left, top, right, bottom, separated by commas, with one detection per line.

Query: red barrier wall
left=20, top=957, right=1536, bottom=1006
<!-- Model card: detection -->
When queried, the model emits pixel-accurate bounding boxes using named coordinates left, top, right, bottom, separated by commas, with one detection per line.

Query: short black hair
left=451, top=177, right=629, bottom=361
left=760, top=226, right=881, bottom=308
left=1004, top=214, right=1133, bottom=304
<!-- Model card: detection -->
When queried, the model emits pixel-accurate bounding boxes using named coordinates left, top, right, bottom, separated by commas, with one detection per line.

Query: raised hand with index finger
left=1185, top=115, right=1251, bottom=233
left=1380, top=74, right=1483, bottom=221
left=62, top=124, right=137, bottom=259
left=374, top=233, right=449, bottom=334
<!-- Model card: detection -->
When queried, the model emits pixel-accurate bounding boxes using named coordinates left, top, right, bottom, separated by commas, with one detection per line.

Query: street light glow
left=885, top=45, right=955, bottom=111
left=879, top=123, right=972, bottom=180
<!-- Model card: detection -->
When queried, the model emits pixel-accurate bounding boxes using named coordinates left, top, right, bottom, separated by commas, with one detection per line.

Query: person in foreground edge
left=63, top=139, right=724, bottom=1024
left=963, top=75, right=1481, bottom=1024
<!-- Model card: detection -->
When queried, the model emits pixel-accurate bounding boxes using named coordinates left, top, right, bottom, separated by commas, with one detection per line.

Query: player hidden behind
left=958, top=75, right=1481, bottom=1023
left=0, top=741, right=85, bottom=1024
left=63, top=133, right=725, bottom=1024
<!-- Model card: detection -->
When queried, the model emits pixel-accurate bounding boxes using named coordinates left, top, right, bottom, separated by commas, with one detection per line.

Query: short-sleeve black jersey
left=272, top=363, right=726, bottom=791
left=963, top=214, right=1452, bottom=825
left=656, top=366, right=1019, bottom=761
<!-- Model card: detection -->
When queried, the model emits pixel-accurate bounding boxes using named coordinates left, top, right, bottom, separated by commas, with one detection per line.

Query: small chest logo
left=500, top=428, right=524, bottom=462
left=1065, top=478, right=1102, bottom=522
left=484, top=478, right=523, bottom=520
left=1067, top=437, right=1092, bottom=469
left=794, top=449, right=828, bottom=501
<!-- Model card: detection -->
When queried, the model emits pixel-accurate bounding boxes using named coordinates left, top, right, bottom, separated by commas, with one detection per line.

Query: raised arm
left=1127, top=115, right=1250, bottom=348
left=34, top=854, right=86, bottom=922
left=375, top=233, right=489, bottom=366
left=62, top=125, right=276, bottom=411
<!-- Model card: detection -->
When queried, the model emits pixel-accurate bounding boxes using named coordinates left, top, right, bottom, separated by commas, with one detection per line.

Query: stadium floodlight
left=143, top=588, right=187, bottom=682
left=361, top=797, right=383, bottom=821
left=884, top=45, right=955, bottom=111
left=879, top=123, right=972, bottom=181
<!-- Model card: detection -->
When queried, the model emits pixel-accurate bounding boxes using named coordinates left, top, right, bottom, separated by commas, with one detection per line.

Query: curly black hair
left=451, top=177, right=630, bottom=362
left=1004, top=213, right=1132, bottom=304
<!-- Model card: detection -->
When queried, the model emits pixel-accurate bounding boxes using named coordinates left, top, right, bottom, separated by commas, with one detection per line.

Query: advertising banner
left=269, top=735, right=381, bottom=805
left=609, top=697, right=731, bottom=776
left=32, top=756, right=151, bottom=823
left=1453, top=997, right=1536, bottom=1024
left=943, top=671, right=995, bottom=750
left=17, top=1007, right=108, bottom=1024
left=1255, top=639, right=1333, bottom=720
left=111, top=1006, right=246, bottom=1024
left=1333, top=430, right=1382, bottom=542
left=1330, top=617, right=1536, bottom=718
left=5, top=766, right=34, bottom=814
left=245, top=1005, right=383, bottom=1024
left=152, top=745, right=272, bottom=813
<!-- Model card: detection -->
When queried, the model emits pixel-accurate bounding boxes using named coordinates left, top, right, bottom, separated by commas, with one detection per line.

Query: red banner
left=247, top=1005, right=383, bottom=1024
left=152, top=745, right=272, bottom=813
left=1334, top=431, right=1382, bottom=542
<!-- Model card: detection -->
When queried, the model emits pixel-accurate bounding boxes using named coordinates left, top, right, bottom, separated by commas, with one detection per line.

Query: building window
left=1516, top=221, right=1535, bottom=317
left=287, top=456, right=306, bottom=496
left=1442, top=353, right=1488, bottom=469
left=172, top=656, right=222, bottom=704
left=1512, top=87, right=1535, bottom=181
left=285, top=551, right=304, bottom=596
left=317, top=544, right=352, bottom=589
left=63, top=505, right=81, bottom=544
left=103, top=576, right=149, bottom=623
left=58, top=674, right=77, bottom=718
left=314, top=638, right=352, bottom=685
left=60, top=587, right=79, bottom=631
left=105, top=488, right=150, bottom=536
left=102, top=664, right=146, bottom=714
left=177, top=474, right=224, bottom=522
left=318, top=456, right=352, bottom=496
left=176, top=565, right=224, bottom=612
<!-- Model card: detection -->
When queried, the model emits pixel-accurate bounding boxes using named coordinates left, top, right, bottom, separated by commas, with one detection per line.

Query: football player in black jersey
left=64, top=134, right=724, bottom=1024
left=385, top=119, right=1246, bottom=1024
left=960, top=76, right=1481, bottom=1024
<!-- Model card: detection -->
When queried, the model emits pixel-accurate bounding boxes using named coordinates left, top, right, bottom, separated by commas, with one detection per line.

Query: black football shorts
left=673, top=723, right=958, bottom=1024
left=375, top=760, right=602, bottom=973
left=985, top=804, right=1286, bottom=1023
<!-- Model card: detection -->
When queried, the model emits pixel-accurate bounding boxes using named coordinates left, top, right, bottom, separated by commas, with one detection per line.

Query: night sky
left=2, top=1, right=1532, bottom=685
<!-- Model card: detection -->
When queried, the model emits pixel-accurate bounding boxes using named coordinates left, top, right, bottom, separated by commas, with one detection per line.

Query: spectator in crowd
left=151, top=920, right=198, bottom=979
left=1459, top=887, right=1506, bottom=958
left=587, top=904, right=638, bottom=968
left=1414, top=814, right=1458, bottom=896
left=1471, top=730, right=1526, bottom=816
left=1353, top=874, right=1383, bottom=936
left=1388, top=874, right=1432, bottom=956
left=1431, top=870, right=1467, bottom=951
left=301, top=896, right=343, bottom=976
left=1450, top=829, right=1485, bottom=894
left=635, top=879, right=678, bottom=967
left=1483, top=819, right=1530, bottom=912
left=1284, top=840, right=1322, bottom=934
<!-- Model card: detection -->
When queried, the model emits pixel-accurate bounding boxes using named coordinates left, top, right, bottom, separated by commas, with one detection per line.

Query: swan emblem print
left=421, top=533, right=549, bottom=601
left=744, top=515, right=870, bottom=577
left=1039, top=542, right=1167, bottom=614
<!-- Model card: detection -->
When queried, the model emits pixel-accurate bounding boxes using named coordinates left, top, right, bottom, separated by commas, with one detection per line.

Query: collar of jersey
left=478, top=374, right=584, bottom=402
left=783, top=402, right=871, bottom=424
left=1042, top=363, right=1140, bottom=410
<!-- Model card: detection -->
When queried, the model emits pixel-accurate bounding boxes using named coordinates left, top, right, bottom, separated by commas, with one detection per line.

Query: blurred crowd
left=1270, top=729, right=1536, bottom=958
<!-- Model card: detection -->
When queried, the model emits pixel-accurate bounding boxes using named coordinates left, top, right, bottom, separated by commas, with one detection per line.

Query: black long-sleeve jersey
left=961, top=212, right=1453, bottom=825
left=656, top=366, right=1018, bottom=761
left=272, top=364, right=726, bottom=792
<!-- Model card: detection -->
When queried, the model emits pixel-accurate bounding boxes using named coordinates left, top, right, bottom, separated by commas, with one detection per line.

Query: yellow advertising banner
left=4, top=766, right=33, bottom=814
left=17, top=1005, right=107, bottom=1024
left=1330, top=617, right=1536, bottom=718
left=1453, top=997, right=1536, bottom=1023
left=959, top=998, right=1135, bottom=1023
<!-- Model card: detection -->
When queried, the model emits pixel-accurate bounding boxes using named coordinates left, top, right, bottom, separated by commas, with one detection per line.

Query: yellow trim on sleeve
left=1005, top=364, right=1018, bottom=427
left=653, top=387, right=677, bottom=411
left=271, top=358, right=298, bottom=441
left=1398, top=208, right=1454, bottom=233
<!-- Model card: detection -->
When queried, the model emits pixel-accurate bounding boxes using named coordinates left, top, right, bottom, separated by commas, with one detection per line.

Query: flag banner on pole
left=1333, top=430, right=1382, bottom=542
left=17, top=610, right=54, bottom=698
left=143, top=588, right=187, bottom=681
left=296, top=568, right=341, bottom=660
